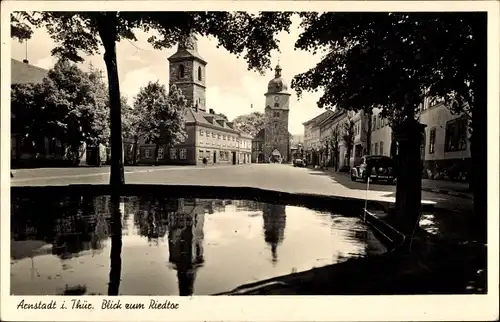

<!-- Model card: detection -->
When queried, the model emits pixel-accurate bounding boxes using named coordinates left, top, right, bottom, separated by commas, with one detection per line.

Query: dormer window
left=274, top=103, right=279, bottom=108
left=179, top=64, right=185, bottom=78
left=198, top=66, right=202, bottom=81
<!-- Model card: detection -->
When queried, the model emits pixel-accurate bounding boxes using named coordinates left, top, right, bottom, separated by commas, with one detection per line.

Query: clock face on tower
left=274, top=96, right=280, bottom=102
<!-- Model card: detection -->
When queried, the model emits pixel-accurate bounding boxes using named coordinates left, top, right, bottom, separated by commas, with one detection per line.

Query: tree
left=13, top=11, right=293, bottom=186
left=216, top=113, right=228, bottom=121
left=42, top=60, right=110, bottom=158
left=342, top=115, right=355, bottom=171
left=292, top=12, right=486, bottom=236
left=133, top=82, right=188, bottom=165
left=364, top=111, right=373, bottom=155
left=329, top=125, right=341, bottom=171
left=232, top=112, right=265, bottom=138
left=11, top=83, right=45, bottom=156
left=11, top=59, right=110, bottom=163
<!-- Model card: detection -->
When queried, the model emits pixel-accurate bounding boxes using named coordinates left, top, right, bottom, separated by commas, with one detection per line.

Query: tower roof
left=168, top=34, right=207, bottom=65
left=266, top=63, right=288, bottom=95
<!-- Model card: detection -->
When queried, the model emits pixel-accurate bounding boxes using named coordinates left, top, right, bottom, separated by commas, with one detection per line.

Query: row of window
left=370, top=142, right=385, bottom=156
left=427, top=116, right=468, bottom=154
left=144, top=148, right=187, bottom=160
left=372, top=115, right=390, bottom=131
left=368, top=116, right=468, bottom=157
left=199, top=129, right=251, bottom=148
left=272, top=110, right=281, bottom=117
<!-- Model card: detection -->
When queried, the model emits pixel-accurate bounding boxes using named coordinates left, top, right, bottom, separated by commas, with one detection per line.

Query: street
left=11, top=164, right=473, bottom=213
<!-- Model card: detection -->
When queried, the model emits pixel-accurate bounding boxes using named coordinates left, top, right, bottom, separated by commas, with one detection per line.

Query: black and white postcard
left=1, top=1, right=499, bottom=321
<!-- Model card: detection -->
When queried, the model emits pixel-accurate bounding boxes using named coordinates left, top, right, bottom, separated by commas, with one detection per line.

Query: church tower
left=168, top=35, right=207, bottom=111
left=263, top=64, right=291, bottom=163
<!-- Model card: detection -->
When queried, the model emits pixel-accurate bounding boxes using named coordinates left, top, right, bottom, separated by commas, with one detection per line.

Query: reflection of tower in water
left=262, top=203, right=286, bottom=264
left=167, top=198, right=207, bottom=296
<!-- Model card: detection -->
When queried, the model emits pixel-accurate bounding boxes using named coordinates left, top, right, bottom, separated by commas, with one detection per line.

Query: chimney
left=209, top=108, right=215, bottom=115
left=23, top=59, right=29, bottom=64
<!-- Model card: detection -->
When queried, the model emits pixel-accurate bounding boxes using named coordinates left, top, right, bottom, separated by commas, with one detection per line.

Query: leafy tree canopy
left=216, top=113, right=229, bottom=121
left=292, top=12, right=485, bottom=123
left=11, top=59, right=110, bottom=151
left=232, top=111, right=294, bottom=142
left=232, top=111, right=265, bottom=138
left=13, top=11, right=293, bottom=74
left=133, top=81, right=187, bottom=146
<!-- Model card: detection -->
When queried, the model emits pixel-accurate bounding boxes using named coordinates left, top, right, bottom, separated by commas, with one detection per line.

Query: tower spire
left=23, top=40, right=29, bottom=64
left=274, top=62, right=282, bottom=78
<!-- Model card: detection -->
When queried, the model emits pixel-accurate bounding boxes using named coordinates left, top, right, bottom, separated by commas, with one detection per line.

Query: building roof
left=167, top=35, right=207, bottom=65
left=11, top=58, right=48, bottom=85
left=185, top=108, right=251, bottom=137
left=266, top=64, right=289, bottom=95
left=317, top=109, right=347, bottom=128
left=302, top=110, right=335, bottom=127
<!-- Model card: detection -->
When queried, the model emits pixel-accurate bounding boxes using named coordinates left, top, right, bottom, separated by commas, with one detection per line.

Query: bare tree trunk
left=154, top=142, right=160, bottom=166
left=365, top=110, right=373, bottom=155
left=97, top=13, right=124, bottom=186
left=393, top=114, right=426, bottom=236
left=132, top=136, right=138, bottom=165
left=107, top=194, right=122, bottom=295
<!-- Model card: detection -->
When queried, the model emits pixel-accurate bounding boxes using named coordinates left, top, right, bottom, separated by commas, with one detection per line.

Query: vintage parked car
left=351, top=155, right=395, bottom=184
left=293, top=158, right=306, bottom=167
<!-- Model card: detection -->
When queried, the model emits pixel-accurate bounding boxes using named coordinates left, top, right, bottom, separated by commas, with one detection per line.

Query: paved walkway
left=319, top=167, right=472, bottom=199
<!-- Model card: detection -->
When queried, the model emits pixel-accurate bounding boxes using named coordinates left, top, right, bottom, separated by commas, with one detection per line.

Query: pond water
left=10, top=195, right=388, bottom=295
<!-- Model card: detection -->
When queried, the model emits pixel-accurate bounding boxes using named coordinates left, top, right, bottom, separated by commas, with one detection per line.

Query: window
left=371, top=144, right=374, bottom=154
left=372, top=116, right=376, bottom=131
left=198, top=66, right=202, bottom=81
left=374, top=143, right=379, bottom=155
left=199, top=149, right=204, bottom=160
left=223, top=135, right=226, bottom=140
left=445, top=116, right=468, bottom=152
left=274, top=103, right=279, bottom=108
left=158, top=148, right=164, bottom=159
left=179, top=64, right=185, bottom=78
left=379, top=142, right=384, bottom=155
left=206, top=150, right=211, bottom=159
left=170, top=148, right=177, bottom=159
left=212, top=132, right=216, bottom=138
left=179, top=148, right=187, bottom=160
left=145, top=149, right=151, bottom=159
left=200, top=129, right=204, bottom=136
left=429, top=128, right=436, bottom=154
left=220, top=151, right=224, bottom=160
left=218, top=134, right=221, bottom=139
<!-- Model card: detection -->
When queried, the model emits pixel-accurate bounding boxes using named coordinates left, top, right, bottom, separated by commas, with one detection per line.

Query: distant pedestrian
left=203, top=157, right=207, bottom=167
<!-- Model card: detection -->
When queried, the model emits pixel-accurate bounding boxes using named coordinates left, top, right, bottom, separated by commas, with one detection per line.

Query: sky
left=10, top=14, right=326, bottom=135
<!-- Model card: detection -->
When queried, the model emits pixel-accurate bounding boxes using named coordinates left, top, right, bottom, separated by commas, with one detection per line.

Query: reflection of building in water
left=167, top=198, right=208, bottom=296
left=262, top=203, right=287, bottom=264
